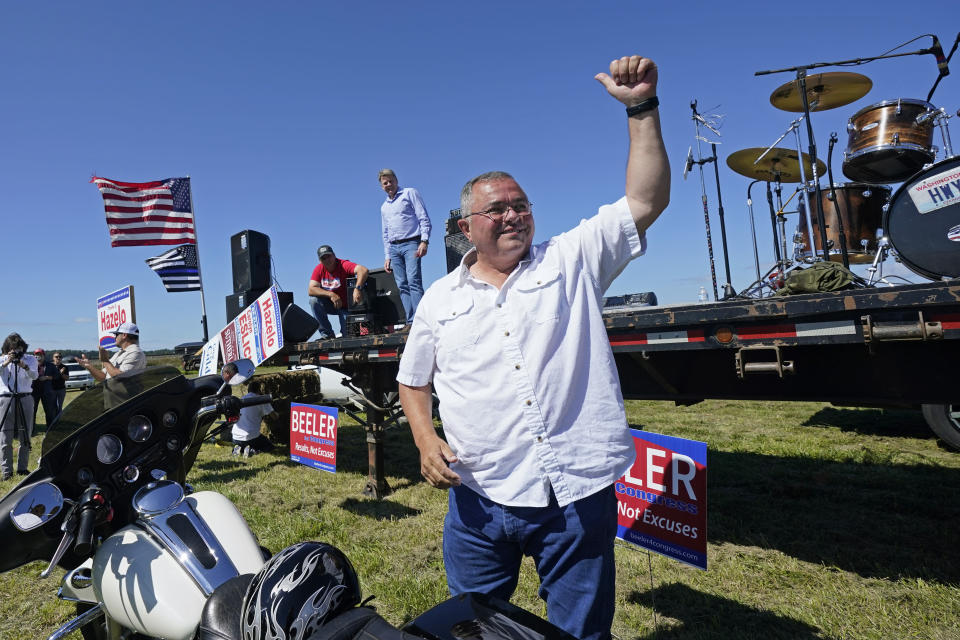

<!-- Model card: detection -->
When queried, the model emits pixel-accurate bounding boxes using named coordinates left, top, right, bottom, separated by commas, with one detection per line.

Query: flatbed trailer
left=290, top=279, right=960, bottom=496
left=605, top=281, right=960, bottom=448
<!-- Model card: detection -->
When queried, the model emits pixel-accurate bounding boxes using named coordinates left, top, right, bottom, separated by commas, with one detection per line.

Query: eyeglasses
left=464, top=201, right=533, bottom=223
left=53, top=355, right=61, bottom=359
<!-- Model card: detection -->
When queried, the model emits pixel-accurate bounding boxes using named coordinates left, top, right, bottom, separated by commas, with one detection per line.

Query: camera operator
left=1, top=333, right=39, bottom=480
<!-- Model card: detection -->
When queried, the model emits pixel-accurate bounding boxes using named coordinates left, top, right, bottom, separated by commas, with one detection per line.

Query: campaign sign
left=230, top=286, right=284, bottom=366
left=220, top=324, right=239, bottom=364
left=215, top=286, right=284, bottom=367
left=289, top=403, right=338, bottom=473
left=616, top=429, right=707, bottom=570
left=97, top=286, right=135, bottom=350
left=197, top=337, right=221, bottom=377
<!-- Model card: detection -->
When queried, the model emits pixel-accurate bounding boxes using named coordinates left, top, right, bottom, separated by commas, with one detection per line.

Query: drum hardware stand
left=745, top=180, right=763, bottom=286
left=688, top=101, right=736, bottom=300
left=777, top=187, right=803, bottom=265
left=765, top=180, right=785, bottom=268
left=755, top=116, right=822, bottom=265
left=826, top=132, right=851, bottom=269
left=918, top=107, right=955, bottom=158
left=865, top=237, right=891, bottom=286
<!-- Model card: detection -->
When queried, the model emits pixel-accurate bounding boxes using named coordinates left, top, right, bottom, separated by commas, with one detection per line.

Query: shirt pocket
left=514, top=267, right=566, bottom=324
left=436, top=297, right=481, bottom=351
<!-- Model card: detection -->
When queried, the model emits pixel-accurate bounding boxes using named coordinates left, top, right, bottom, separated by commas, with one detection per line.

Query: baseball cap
left=34, top=348, right=44, bottom=354
left=317, top=245, right=334, bottom=258
left=111, top=322, right=140, bottom=336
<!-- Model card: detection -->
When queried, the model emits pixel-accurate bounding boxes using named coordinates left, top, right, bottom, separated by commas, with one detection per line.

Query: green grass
left=0, top=398, right=957, bottom=639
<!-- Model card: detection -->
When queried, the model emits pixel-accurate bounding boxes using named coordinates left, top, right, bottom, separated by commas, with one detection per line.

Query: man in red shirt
left=307, top=245, right=369, bottom=340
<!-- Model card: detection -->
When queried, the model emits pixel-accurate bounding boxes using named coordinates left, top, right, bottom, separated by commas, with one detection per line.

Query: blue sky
left=2, top=2, right=958, bottom=350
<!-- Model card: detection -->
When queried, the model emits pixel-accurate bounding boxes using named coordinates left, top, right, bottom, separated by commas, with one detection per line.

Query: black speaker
left=366, top=268, right=406, bottom=327
left=225, top=289, right=293, bottom=323
left=345, top=276, right=375, bottom=313
left=231, top=230, right=272, bottom=292
left=281, top=303, right=319, bottom=343
left=445, top=209, right=472, bottom=274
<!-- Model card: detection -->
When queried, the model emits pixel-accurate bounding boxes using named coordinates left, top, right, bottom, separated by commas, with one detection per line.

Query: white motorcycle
left=0, top=361, right=575, bottom=640
left=0, top=360, right=269, bottom=639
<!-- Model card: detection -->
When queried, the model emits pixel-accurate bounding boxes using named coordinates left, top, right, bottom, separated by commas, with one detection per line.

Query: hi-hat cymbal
left=769, top=72, right=872, bottom=112
left=726, top=147, right=827, bottom=182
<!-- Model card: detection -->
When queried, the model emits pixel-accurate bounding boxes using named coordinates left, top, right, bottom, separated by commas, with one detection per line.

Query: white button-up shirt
left=0, top=354, right=39, bottom=394
left=397, top=197, right=645, bottom=507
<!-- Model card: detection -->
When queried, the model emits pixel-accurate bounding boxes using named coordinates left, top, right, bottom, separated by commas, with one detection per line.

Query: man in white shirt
left=1, top=333, right=39, bottom=479
left=397, top=55, right=669, bottom=640
left=231, top=378, right=276, bottom=458
left=78, top=322, right=147, bottom=381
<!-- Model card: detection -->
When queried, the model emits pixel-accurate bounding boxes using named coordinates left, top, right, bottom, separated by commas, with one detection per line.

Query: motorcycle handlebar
left=74, top=505, right=96, bottom=556
left=240, top=394, right=273, bottom=408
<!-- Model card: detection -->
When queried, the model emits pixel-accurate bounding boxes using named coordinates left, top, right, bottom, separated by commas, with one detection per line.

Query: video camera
left=7, top=349, right=24, bottom=364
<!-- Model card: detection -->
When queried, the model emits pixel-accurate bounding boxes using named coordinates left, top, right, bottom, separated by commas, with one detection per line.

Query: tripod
left=0, top=355, right=34, bottom=479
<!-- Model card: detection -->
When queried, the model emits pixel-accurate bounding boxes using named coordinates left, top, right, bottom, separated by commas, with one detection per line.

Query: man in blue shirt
left=379, top=169, right=431, bottom=324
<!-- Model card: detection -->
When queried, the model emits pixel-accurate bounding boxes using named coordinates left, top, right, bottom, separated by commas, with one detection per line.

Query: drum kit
left=726, top=68, right=959, bottom=296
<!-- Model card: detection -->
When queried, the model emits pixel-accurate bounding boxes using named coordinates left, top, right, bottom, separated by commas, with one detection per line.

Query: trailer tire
left=921, top=404, right=960, bottom=450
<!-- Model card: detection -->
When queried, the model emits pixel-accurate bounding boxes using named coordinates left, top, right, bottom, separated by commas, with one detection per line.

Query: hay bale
left=249, top=370, right=323, bottom=443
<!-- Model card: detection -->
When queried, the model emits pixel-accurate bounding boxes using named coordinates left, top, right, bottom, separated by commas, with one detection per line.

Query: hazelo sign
left=97, top=286, right=135, bottom=350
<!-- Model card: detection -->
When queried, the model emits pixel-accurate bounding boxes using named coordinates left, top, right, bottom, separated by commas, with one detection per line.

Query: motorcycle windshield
left=41, top=366, right=184, bottom=457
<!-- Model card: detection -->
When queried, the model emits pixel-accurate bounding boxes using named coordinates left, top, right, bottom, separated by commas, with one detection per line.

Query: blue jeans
left=388, top=240, right=424, bottom=323
left=308, top=296, right=347, bottom=338
left=443, top=484, right=618, bottom=640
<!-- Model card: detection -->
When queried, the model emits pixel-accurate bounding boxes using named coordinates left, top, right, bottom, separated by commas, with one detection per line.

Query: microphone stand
left=926, top=32, right=958, bottom=103
left=690, top=102, right=736, bottom=300
left=711, top=142, right=737, bottom=299
left=690, top=101, right=720, bottom=301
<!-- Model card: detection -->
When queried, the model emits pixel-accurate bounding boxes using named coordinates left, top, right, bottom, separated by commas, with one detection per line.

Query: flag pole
left=187, top=176, right=210, bottom=342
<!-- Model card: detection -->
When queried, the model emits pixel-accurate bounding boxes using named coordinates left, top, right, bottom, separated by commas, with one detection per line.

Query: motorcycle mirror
left=220, top=359, right=255, bottom=386
left=11, top=483, right=65, bottom=532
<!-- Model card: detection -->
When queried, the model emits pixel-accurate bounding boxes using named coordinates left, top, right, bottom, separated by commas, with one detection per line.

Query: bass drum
left=884, top=156, right=960, bottom=280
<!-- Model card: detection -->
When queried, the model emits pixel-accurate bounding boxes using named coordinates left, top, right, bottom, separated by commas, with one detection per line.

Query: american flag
left=145, top=244, right=202, bottom=292
left=92, top=176, right=196, bottom=246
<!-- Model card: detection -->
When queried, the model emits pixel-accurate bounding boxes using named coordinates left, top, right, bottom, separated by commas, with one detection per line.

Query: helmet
left=242, top=541, right=362, bottom=640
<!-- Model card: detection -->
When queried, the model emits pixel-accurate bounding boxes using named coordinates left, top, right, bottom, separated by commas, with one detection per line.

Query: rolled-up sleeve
left=397, top=296, right=438, bottom=388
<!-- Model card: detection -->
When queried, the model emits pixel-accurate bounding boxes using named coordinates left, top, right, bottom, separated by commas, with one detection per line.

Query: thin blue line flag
left=145, top=244, right=201, bottom=292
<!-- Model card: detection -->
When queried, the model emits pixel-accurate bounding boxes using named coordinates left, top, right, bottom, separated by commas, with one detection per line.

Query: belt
left=390, top=235, right=422, bottom=245
left=0, top=393, right=30, bottom=398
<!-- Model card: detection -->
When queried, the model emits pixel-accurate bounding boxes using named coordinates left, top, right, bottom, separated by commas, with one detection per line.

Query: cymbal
left=726, top=147, right=827, bottom=182
left=769, top=72, right=872, bottom=112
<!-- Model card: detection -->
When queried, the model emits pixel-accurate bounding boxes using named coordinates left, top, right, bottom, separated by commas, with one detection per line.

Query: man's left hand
left=352, top=288, right=363, bottom=306
left=415, top=241, right=428, bottom=258
left=595, top=55, right=658, bottom=106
